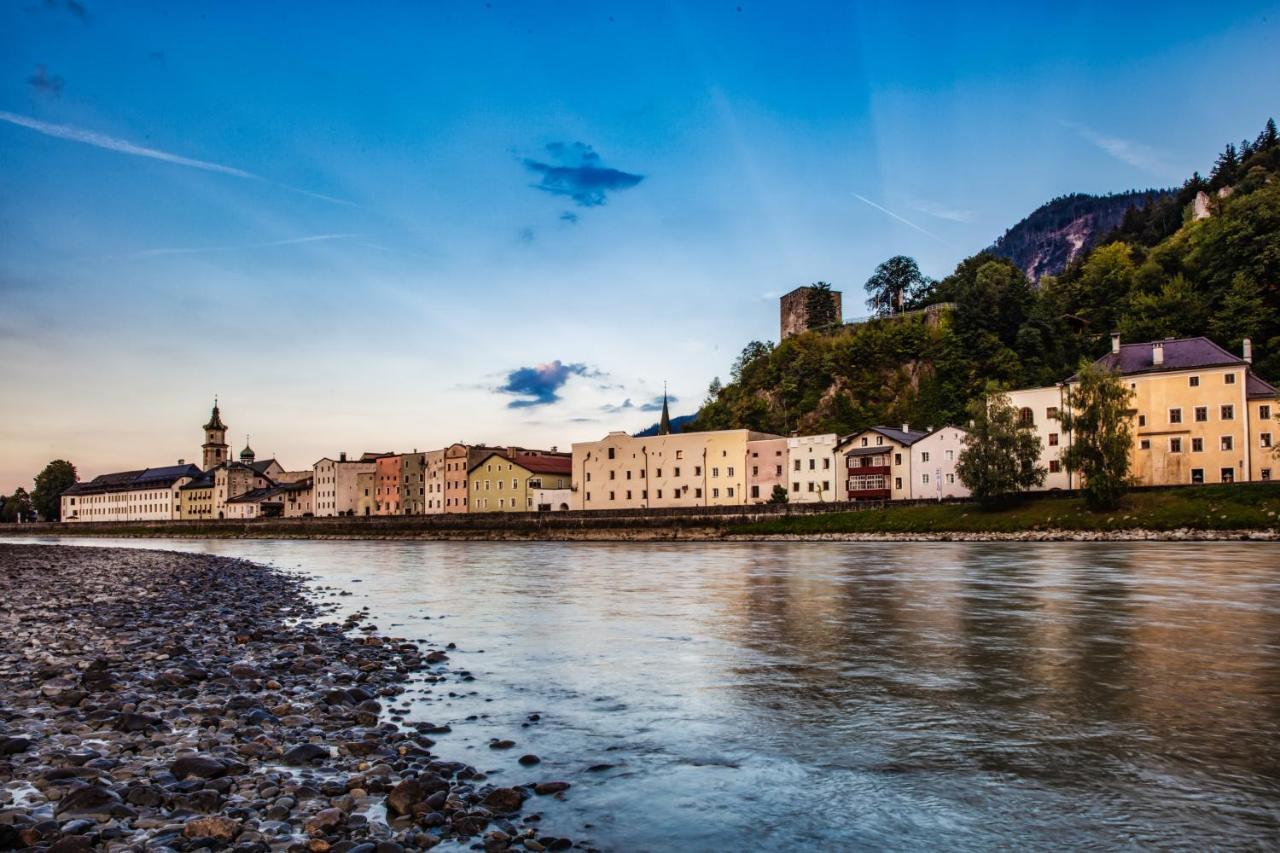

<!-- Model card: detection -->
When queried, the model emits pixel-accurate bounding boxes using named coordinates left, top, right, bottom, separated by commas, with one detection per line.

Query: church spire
left=658, top=382, right=672, bottom=435
left=202, top=397, right=229, bottom=471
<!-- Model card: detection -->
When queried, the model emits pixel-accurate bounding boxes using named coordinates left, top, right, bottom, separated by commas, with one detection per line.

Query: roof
left=1248, top=373, right=1279, bottom=399
left=226, top=486, right=278, bottom=504
left=510, top=454, right=572, bottom=476
left=1083, top=336, right=1246, bottom=378
left=837, top=426, right=929, bottom=452
left=62, top=464, right=202, bottom=497
left=249, top=459, right=278, bottom=474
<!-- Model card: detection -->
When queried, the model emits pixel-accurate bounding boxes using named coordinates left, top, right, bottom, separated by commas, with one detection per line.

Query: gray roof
left=1085, top=336, right=1245, bottom=377
left=1247, top=374, right=1278, bottom=399
left=62, top=464, right=201, bottom=497
left=836, top=426, right=929, bottom=453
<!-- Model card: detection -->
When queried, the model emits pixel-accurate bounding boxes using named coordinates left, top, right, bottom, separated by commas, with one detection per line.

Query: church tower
left=658, top=383, right=672, bottom=435
left=202, top=399, right=229, bottom=471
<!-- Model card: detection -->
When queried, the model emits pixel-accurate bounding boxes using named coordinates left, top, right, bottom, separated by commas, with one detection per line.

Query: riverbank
left=0, top=544, right=583, bottom=852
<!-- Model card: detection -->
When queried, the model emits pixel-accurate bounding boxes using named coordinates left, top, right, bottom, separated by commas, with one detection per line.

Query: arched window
left=1018, top=407, right=1034, bottom=426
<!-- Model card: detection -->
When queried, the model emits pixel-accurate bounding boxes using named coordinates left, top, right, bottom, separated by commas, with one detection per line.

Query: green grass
left=734, top=482, right=1280, bottom=535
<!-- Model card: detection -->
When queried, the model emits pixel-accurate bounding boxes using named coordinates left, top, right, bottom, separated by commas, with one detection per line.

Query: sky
left=2, top=1, right=1278, bottom=490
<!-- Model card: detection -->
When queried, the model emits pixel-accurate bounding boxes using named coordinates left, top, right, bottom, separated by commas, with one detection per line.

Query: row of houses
left=59, top=335, right=1278, bottom=522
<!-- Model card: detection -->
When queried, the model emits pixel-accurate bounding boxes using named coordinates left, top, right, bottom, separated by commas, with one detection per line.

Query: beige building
left=61, top=463, right=202, bottom=522
left=468, top=452, right=573, bottom=513
left=1010, top=335, right=1278, bottom=488
left=356, top=470, right=376, bottom=517
left=908, top=427, right=970, bottom=500
left=786, top=433, right=840, bottom=502
left=1003, top=385, right=1073, bottom=490
left=572, top=428, right=782, bottom=510
left=313, top=453, right=379, bottom=517
left=837, top=426, right=928, bottom=501
left=423, top=449, right=446, bottom=513
left=400, top=452, right=428, bottom=514
left=746, top=437, right=788, bottom=503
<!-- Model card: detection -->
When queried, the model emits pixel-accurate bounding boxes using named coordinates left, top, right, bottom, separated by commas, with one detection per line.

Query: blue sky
left=2, top=1, right=1278, bottom=488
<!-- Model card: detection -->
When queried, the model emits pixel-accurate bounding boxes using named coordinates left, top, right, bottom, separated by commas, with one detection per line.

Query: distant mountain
left=989, top=189, right=1173, bottom=281
left=633, top=414, right=696, bottom=437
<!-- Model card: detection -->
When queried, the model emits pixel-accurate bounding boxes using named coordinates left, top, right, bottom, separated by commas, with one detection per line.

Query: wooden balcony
left=847, top=465, right=890, bottom=476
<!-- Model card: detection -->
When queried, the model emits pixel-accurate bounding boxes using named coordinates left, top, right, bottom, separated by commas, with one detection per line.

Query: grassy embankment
left=734, top=483, right=1280, bottom=535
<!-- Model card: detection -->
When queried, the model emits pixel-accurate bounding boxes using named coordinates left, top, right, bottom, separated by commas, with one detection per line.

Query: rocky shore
left=0, top=544, right=582, bottom=852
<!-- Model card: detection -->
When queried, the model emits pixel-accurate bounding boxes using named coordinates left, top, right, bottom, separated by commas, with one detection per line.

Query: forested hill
left=989, top=190, right=1171, bottom=281
left=689, top=118, right=1280, bottom=438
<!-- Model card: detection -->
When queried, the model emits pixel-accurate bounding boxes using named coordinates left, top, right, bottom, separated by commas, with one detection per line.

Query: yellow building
left=1011, top=335, right=1278, bottom=487
left=572, top=428, right=781, bottom=510
left=467, top=452, right=572, bottom=512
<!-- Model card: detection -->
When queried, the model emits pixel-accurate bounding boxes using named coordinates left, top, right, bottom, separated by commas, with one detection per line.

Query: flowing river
left=9, top=537, right=1280, bottom=849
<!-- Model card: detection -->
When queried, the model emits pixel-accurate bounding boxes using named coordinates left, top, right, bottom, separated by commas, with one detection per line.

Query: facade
left=1009, top=335, right=1279, bottom=488
left=313, top=453, right=379, bottom=517
left=780, top=285, right=843, bottom=339
left=401, top=452, right=428, bottom=515
left=443, top=444, right=507, bottom=512
left=280, top=478, right=314, bottom=517
left=1003, top=385, right=1073, bottom=490
left=424, top=449, right=446, bottom=513
left=356, top=471, right=376, bottom=516
left=572, top=429, right=782, bottom=510
left=61, top=464, right=202, bottom=522
left=907, top=427, right=970, bottom=500
left=375, top=454, right=403, bottom=515
left=786, top=433, right=840, bottom=502
left=530, top=488, right=573, bottom=512
left=468, top=452, right=573, bottom=513
left=837, top=426, right=928, bottom=501
left=746, top=437, right=788, bottom=503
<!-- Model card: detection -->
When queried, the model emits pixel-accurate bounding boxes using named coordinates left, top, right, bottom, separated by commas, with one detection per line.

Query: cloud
left=518, top=226, right=535, bottom=243
left=852, top=193, right=955, bottom=248
left=1062, top=120, right=1180, bottom=179
left=28, top=66, right=64, bottom=98
left=498, top=360, right=601, bottom=408
left=120, top=233, right=356, bottom=259
left=0, top=110, right=355, bottom=206
left=523, top=142, right=644, bottom=207
left=559, top=211, right=579, bottom=224
left=600, top=394, right=676, bottom=414
left=906, top=196, right=974, bottom=223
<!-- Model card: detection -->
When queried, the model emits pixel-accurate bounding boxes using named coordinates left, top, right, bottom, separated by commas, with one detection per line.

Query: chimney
left=1243, top=338, right=1253, bottom=364
left=177, top=458, right=184, bottom=465
left=1152, top=342, right=1164, bottom=367
left=1111, top=332, right=1121, bottom=354
left=339, top=451, right=347, bottom=462
left=902, top=423, right=910, bottom=433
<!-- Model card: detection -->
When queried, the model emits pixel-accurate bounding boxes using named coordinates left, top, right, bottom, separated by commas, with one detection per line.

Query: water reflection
left=7, top=536, right=1280, bottom=849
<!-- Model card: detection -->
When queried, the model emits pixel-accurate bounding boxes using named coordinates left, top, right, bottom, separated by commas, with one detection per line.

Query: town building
left=1002, top=385, right=1073, bottom=490
left=837, top=426, right=929, bottom=501
left=572, top=428, right=783, bottom=510
left=375, top=453, right=402, bottom=515
left=907, top=427, right=970, bottom=500
left=423, top=449, right=446, bottom=513
left=746, top=437, right=788, bottom=503
left=356, top=470, right=376, bottom=517
left=61, top=463, right=203, bottom=522
left=467, top=452, right=573, bottom=512
left=313, top=453, right=379, bottom=516
left=1009, top=335, right=1278, bottom=488
left=400, top=452, right=427, bottom=515
left=786, top=433, right=840, bottom=502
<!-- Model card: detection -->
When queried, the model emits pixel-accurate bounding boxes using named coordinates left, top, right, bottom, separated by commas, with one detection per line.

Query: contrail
left=852, top=193, right=955, bottom=248
left=124, top=233, right=357, bottom=259
left=0, top=110, right=355, bottom=206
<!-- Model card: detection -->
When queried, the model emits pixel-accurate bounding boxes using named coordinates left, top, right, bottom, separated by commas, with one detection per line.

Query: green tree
left=1060, top=361, right=1135, bottom=511
left=0, top=488, right=35, bottom=523
left=1066, top=242, right=1136, bottom=333
left=731, top=340, right=775, bottom=383
left=1118, top=274, right=1207, bottom=342
left=704, top=376, right=723, bottom=406
left=864, top=256, right=928, bottom=317
left=956, top=389, right=1046, bottom=507
left=768, top=484, right=789, bottom=504
left=804, top=282, right=839, bottom=329
left=31, top=459, right=77, bottom=521
left=1210, top=272, right=1276, bottom=352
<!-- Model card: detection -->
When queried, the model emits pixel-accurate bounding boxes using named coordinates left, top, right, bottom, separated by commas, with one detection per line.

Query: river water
left=9, top=537, right=1280, bottom=849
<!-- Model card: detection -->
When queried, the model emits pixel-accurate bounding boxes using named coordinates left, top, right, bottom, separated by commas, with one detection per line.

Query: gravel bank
left=0, top=544, right=582, bottom=852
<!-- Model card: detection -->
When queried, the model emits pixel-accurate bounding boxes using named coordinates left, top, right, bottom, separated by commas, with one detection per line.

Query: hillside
left=989, top=190, right=1171, bottom=281
left=690, top=118, right=1280, bottom=436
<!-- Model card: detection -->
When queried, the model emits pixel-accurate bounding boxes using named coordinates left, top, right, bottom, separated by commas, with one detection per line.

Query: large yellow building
left=467, top=452, right=572, bottom=512
left=1009, top=335, right=1278, bottom=487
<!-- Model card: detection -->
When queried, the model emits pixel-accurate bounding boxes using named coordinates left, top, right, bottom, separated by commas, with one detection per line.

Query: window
left=1262, top=433, right=1273, bottom=449
left=1139, top=439, right=1151, bottom=450
left=1261, top=405, right=1272, bottom=419
left=674, top=467, right=681, bottom=477
left=822, top=481, right=829, bottom=492
left=1138, top=415, right=1147, bottom=427
left=1221, top=404, right=1235, bottom=420
left=1221, top=468, right=1235, bottom=483
left=894, top=452, right=902, bottom=465
left=808, top=459, right=816, bottom=470
left=657, top=490, right=663, bottom=498
left=794, top=459, right=801, bottom=471
left=1192, top=437, right=1204, bottom=452
left=609, top=471, right=615, bottom=480
left=695, top=466, right=702, bottom=476
left=1047, top=406, right=1059, bottom=419
left=922, top=451, right=930, bottom=463
left=946, top=449, right=954, bottom=460
left=676, top=450, right=684, bottom=460
left=1225, top=373, right=1236, bottom=385
left=922, top=473, right=930, bottom=484
left=792, top=482, right=800, bottom=492
left=727, top=487, right=735, bottom=497
left=626, top=470, right=632, bottom=480
left=712, top=467, right=720, bottom=478
left=1189, top=375, right=1199, bottom=387
left=727, top=467, right=735, bottom=477
left=861, top=437, right=868, bottom=447
left=1048, top=433, right=1059, bottom=447
left=1170, top=437, right=1182, bottom=453
left=752, top=466, right=758, bottom=476
left=712, top=488, right=719, bottom=498
left=1169, top=408, right=1182, bottom=424
left=775, top=465, right=782, bottom=476
left=1195, top=406, right=1208, bottom=422
left=1262, top=469, right=1272, bottom=481
left=876, top=436, right=884, bottom=446
left=751, top=485, right=759, bottom=498
left=1191, top=468, right=1204, bottom=484
left=695, top=488, right=702, bottom=498
left=607, top=448, right=615, bottom=459
left=1221, top=436, right=1234, bottom=451
left=947, top=473, right=955, bottom=484
left=894, top=477, right=902, bottom=490
left=1019, top=407, right=1034, bottom=426
left=609, top=491, right=615, bottom=501
left=1048, top=460, right=1061, bottom=473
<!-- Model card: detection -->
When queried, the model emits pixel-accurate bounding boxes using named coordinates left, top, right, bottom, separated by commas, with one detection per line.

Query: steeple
left=201, top=397, right=229, bottom=471
left=240, top=435, right=256, bottom=465
left=658, top=382, right=672, bottom=436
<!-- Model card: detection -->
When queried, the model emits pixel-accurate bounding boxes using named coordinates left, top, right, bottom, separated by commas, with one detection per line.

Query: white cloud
left=1063, top=120, right=1181, bottom=179
left=906, top=196, right=975, bottom=223
left=122, top=234, right=357, bottom=259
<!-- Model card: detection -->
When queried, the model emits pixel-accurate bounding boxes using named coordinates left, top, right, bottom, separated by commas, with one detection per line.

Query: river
left=9, top=537, right=1280, bottom=850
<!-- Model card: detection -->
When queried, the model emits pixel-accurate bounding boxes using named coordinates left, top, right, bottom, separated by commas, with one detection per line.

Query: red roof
left=511, top=454, right=572, bottom=476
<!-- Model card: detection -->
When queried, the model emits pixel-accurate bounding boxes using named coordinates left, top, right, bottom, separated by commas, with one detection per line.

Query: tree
left=804, top=282, right=839, bottom=329
left=956, top=388, right=1046, bottom=507
left=1060, top=361, right=1134, bottom=511
left=1210, top=272, right=1275, bottom=352
left=865, top=256, right=928, bottom=317
left=704, top=376, right=723, bottom=406
left=31, top=459, right=77, bottom=522
left=731, top=340, right=774, bottom=383
left=1118, top=274, right=1207, bottom=343
left=768, top=484, right=789, bottom=504
left=0, top=488, right=35, bottom=523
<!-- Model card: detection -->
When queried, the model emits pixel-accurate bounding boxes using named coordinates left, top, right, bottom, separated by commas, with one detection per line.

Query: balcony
left=847, top=465, right=890, bottom=476
left=848, top=488, right=891, bottom=501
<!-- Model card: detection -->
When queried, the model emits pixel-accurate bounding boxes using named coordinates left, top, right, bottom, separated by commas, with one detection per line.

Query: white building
left=61, top=463, right=203, bottom=522
left=1003, top=385, right=1073, bottom=490
left=786, top=433, right=840, bottom=502
left=313, top=453, right=379, bottom=516
left=908, top=427, right=970, bottom=500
